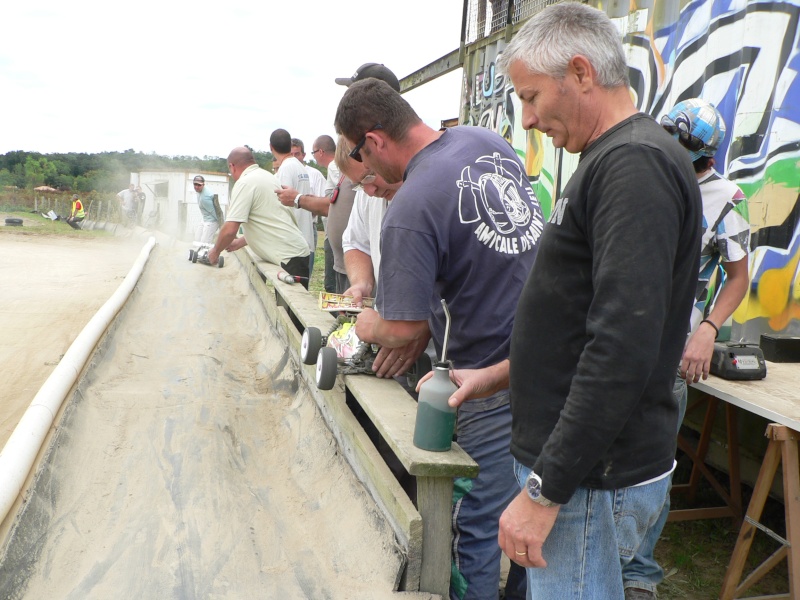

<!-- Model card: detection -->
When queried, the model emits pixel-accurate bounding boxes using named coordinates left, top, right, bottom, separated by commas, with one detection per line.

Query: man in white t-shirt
left=271, top=129, right=315, bottom=275
left=291, top=138, right=326, bottom=197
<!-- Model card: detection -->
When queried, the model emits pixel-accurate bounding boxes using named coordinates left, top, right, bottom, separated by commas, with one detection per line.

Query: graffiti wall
left=461, top=0, right=800, bottom=339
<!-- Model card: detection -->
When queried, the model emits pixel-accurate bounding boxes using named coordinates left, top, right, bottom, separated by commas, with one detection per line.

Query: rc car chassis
left=300, top=293, right=431, bottom=390
left=188, top=243, right=224, bottom=268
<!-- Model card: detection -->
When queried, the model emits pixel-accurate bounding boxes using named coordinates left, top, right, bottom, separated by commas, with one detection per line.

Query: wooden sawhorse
left=719, top=424, right=800, bottom=599
left=669, top=394, right=743, bottom=523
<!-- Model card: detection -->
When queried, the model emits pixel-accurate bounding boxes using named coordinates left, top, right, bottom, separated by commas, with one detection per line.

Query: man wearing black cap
left=335, top=77, right=536, bottom=600
left=192, top=175, right=220, bottom=244
left=334, top=63, right=401, bottom=92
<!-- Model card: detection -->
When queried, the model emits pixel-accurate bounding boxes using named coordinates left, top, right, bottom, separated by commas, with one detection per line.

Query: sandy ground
left=0, top=230, right=404, bottom=598
left=0, top=230, right=144, bottom=448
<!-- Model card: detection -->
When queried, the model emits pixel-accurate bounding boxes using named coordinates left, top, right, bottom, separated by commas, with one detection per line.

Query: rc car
left=300, top=293, right=431, bottom=390
left=188, top=243, right=224, bottom=268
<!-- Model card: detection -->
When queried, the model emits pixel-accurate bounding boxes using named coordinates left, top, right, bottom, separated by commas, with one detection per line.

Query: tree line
left=0, top=149, right=279, bottom=194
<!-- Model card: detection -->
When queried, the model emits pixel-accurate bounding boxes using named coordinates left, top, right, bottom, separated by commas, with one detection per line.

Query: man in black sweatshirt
left=493, top=4, right=702, bottom=598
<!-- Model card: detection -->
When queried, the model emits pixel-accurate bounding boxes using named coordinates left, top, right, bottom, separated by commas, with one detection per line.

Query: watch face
left=526, top=473, right=543, bottom=499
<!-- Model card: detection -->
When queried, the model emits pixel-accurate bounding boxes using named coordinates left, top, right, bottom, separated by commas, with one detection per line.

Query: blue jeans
left=514, top=460, right=670, bottom=600
left=451, top=397, right=526, bottom=600
left=622, top=377, right=688, bottom=593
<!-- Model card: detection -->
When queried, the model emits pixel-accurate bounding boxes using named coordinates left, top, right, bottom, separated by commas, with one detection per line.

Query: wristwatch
left=525, top=471, right=558, bottom=507
left=294, top=193, right=302, bottom=209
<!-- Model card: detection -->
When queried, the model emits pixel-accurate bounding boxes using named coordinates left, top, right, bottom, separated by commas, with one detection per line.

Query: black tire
left=316, top=347, right=338, bottom=390
left=407, top=351, right=433, bottom=388
left=188, top=249, right=194, bottom=261
left=191, top=250, right=198, bottom=263
left=301, top=327, right=322, bottom=365
left=218, top=256, right=224, bottom=268
left=5, top=217, right=23, bottom=226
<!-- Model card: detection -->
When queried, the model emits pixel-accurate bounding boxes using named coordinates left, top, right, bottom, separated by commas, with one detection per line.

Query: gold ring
left=515, top=550, right=527, bottom=556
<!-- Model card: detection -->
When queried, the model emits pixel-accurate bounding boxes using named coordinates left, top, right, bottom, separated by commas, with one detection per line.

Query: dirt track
left=0, top=231, right=403, bottom=598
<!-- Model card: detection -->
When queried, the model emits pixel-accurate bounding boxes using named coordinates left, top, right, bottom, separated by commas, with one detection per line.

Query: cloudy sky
left=0, top=0, right=465, bottom=158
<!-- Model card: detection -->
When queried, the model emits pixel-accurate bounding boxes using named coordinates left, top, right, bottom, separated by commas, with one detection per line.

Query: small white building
left=132, top=170, right=229, bottom=240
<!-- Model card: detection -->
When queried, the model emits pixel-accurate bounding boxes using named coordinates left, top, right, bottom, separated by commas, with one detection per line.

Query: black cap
left=193, top=175, right=204, bottom=183
left=335, top=63, right=401, bottom=92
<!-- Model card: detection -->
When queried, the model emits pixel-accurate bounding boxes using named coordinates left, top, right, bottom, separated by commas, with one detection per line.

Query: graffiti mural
left=461, top=0, right=800, bottom=339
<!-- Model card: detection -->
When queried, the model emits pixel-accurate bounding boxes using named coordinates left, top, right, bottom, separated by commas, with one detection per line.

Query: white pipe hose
left=0, top=236, right=157, bottom=525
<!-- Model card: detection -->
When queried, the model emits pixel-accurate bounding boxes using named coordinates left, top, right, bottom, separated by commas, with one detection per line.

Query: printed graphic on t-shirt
left=458, top=151, right=544, bottom=255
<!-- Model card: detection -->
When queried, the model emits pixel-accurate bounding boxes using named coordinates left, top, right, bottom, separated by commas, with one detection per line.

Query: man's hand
left=207, top=247, right=220, bottom=265
left=680, top=324, right=717, bottom=382
left=342, top=282, right=373, bottom=307
left=415, top=359, right=510, bottom=408
left=498, top=491, right=560, bottom=568
left=277, top=186, right=299, bottom=207
left=372, top=336, right=430, bottom=379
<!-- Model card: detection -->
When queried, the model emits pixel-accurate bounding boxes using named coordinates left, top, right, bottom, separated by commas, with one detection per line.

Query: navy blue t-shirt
left=377, top=126, right=543, bottom=370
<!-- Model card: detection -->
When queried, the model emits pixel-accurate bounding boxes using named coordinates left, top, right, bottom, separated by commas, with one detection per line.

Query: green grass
left=308, top=233, right=327, bottom=294
left=0, top=210, right=113, bottom=238
left=653, top=455, right=789, bottom=599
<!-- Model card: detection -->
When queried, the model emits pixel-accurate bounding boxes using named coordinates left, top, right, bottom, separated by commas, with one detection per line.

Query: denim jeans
left=514, top=460, right=670, bottom=600
left=622, top=376, right=688, bottom=593
left=451, top=397, right=526, bottom=600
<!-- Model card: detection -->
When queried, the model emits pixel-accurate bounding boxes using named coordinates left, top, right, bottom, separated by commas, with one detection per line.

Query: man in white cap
left=192, top=175, right=220, bottom=244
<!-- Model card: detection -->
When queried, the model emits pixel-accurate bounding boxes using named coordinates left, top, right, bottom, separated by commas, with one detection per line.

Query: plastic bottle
left=413, top=362, right=458, bottom=452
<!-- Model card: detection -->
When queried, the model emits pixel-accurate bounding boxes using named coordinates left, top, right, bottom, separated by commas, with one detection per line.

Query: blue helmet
left=661, top=98, right=726, bottom=162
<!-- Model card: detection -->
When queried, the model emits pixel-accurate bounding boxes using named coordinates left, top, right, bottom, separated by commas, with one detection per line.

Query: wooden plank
left=692, top=362, right=800, bottom=431
left=346, top=375, right=478, bottom=479
left=416, top=476, right=453, bottom=597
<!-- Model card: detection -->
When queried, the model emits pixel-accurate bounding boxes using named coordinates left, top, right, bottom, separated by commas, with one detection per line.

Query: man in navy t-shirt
left=335, top=78, right=543, bottom=600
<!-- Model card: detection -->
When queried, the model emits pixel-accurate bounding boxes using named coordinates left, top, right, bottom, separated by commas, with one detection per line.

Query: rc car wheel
left=218, top=256, right=224, bottom=268
left=5, top=218, right=23, bottom=226
left=191, top=250, right=198, bottom=263
left=316, top=347, right=338, bottom=390
left=301, top=327, right=322, bottom=365
left=188, top=249, right=195, bottom=261
left=406, top=351, right=433, bottom=388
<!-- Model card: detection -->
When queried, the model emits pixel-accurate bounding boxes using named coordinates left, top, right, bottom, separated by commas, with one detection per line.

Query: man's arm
left=276, top=187, right=330, bottom=217
left=207, top=221, right=243, bottom=264
left=415, top=359, right=511, bottom=407
left=681, top=257, right=749, bottom=382
left=343, top=249, right=375, bottom=305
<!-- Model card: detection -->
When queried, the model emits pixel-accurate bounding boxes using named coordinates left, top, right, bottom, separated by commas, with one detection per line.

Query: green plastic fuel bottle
left=413, top=300, right=457, bottom=452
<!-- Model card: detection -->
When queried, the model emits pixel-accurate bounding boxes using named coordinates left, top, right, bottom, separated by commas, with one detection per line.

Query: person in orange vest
left=66, top=194, right=85, bottom=230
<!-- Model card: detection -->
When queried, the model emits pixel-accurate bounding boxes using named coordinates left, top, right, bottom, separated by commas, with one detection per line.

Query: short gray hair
left=497, top=2, right=628, bottom=89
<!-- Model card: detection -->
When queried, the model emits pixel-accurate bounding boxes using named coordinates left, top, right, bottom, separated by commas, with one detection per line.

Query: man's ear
left=367, top=130, right=384, bottom=151
left=569, top=55, right=595, bottom=90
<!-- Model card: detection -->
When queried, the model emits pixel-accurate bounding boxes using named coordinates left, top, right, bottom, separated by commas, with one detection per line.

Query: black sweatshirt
left=509, top=113, right=702, bottom=504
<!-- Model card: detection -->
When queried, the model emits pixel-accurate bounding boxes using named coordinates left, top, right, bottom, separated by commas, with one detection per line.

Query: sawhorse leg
left=670, top=395, right=743, bottom=523
left=719, top=424, right=799, bottom=599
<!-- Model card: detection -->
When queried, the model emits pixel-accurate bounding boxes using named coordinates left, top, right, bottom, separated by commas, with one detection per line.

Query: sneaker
left=624, top=588, right=657, bottom=600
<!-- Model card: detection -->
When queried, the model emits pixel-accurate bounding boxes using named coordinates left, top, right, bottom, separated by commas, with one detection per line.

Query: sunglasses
left=349, top=123, right=383, bottom=162
left=660, top=114, right=707, bottom=153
